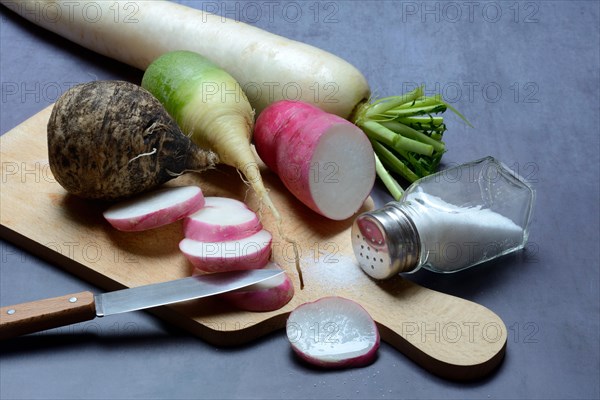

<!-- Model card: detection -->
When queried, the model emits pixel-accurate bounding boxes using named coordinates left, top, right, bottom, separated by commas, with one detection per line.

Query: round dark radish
left=286, top=297, right=380, bottom=368
left=179, top=230, right=272, bottom=272
left=218, top=262, right=294, bottom=312
left=184, top=197, right=262, bottom=242
left=254, top=100, right=375, bottom=221
left=47, top=80, right=218, bottom=200
left=103, top=186, right=205, bottom=232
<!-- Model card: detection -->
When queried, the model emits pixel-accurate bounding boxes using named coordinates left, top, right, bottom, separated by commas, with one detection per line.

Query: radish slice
left=184, top=198, right=262, bottom=242
left=218, top=262, right=294, bottom=312
left=286, top=297, right=380, bottom=368
left=180, top=229, right=272, bottom=272
left=103, top=186, right=205, bottom=231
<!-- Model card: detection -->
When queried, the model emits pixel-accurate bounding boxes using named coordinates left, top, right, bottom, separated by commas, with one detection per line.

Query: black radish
left=47, top=80, right=218, bottom=200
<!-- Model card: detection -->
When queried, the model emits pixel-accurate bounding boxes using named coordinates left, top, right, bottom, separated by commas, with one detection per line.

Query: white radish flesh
left=217, top=262, right=294, bottom=312
left=286, top=297, right=380, bottom=368
left=184, top=198, right=262, bottom=242
left=2, top=0, right=369, bottom=118
left=180, top=230, right=272, bottom=273
left=103, top=186, right=205, bottom=231
left=255, top=101, right=375, bottom=220
left=203, top=197, right=251, bottom=210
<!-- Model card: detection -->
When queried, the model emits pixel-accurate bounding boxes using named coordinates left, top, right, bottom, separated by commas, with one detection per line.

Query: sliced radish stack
left=184, top=197, right=262, bottom=242
left=103, top=186, right=205, bottom=231
left=286, top=297, right=380, bottom=368
left=218, top=262, right=294, bottom=312
left=180, top=229, right=272, bottom=272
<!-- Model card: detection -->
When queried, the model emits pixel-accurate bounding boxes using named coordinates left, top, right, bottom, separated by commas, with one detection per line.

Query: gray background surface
left=1, top=1, right=599, bottom=399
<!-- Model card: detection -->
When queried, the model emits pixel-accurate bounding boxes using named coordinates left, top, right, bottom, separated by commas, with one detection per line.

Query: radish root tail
left=128, top=148, right=157, bottom=163
left=239, top=165, right=305, bottom=290
left=261, top=191, right=305, bottom=290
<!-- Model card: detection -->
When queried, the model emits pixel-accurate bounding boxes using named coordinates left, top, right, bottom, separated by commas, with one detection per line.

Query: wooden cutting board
left=0, top=106, right=507, bottom=380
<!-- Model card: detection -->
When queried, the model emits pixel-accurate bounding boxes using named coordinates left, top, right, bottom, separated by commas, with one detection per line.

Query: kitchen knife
left=0, top=269, right=283, bottom=340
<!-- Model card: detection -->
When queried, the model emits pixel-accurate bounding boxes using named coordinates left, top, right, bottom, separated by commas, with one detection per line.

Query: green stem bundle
left=352, top=86, right=472, bottom=200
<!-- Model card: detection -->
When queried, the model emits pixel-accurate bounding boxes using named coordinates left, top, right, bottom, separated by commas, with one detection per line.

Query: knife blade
left=0, top=269, right=283, bottom=340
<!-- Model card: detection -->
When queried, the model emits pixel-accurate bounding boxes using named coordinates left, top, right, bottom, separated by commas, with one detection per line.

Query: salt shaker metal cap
left=351, top=202, right=421, bottom=279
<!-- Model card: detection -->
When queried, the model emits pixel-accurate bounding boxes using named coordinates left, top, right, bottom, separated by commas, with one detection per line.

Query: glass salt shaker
left=351, top=156, right=535, bottom=279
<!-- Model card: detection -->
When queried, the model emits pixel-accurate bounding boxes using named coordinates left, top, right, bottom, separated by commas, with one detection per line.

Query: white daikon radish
left=103, top=186, right=205, bottom=231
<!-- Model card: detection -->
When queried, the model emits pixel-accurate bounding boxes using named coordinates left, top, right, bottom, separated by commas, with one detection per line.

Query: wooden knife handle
left=0, top=291, right=96, bottom=340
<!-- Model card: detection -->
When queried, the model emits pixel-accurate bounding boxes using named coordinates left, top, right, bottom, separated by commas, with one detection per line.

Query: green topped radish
left=47, top=80, right=217, bottom=200
left=142, top=50, right=281, bottom=222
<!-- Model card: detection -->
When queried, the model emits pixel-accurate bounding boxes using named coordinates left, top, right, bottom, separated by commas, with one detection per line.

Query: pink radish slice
left=180, top=229, right=272, bottom=272
left=218, top=262, right=294, bottom=312
left=184, top=198, right=262, bottom=242
left=286, top=296, right=380, bottom=368
left=254, top=100, right=375, bottom=221
left=103, top=186, right=205, bottom=231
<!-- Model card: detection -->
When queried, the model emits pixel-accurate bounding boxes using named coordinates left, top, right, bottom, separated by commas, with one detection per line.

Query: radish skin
left=1, top=0, right=369, bottom=118
left=184, top=197, right=262, bottom=242
left=217, top=262, right=294, bottom=312
left=286, top=297, right=380, bottom=368
left=255, top=101, right=375, bottom=220
left=180, top=230, right=272, bottom=273
left=103, top=186, right=205, bottom=232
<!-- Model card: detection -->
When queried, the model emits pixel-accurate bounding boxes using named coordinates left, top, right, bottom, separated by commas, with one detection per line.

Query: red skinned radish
left=218, top=262, right=294, bottom=312
left=254, top=101, right=375, bottom=220
left=184, top=197, right=262, bottom=242
left=180, top=230, right=272, bottom=273
left=103, top=186, right=205, bottom=231
left=286, top=297, right=380, bottom=368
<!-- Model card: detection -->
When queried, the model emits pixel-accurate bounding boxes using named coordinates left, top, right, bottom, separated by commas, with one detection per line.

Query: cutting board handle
left=0, top=291, right=96, bottom=340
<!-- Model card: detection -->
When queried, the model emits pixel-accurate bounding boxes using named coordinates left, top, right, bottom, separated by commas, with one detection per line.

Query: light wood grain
left=0, top=291, right=96, bottom=340
left=0, top=106, right=507, bottom=380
